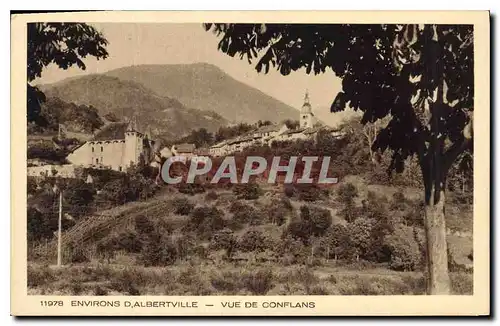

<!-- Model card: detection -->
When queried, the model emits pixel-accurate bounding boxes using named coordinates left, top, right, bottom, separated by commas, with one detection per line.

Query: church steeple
left=300, top=89, right=314, bottom=128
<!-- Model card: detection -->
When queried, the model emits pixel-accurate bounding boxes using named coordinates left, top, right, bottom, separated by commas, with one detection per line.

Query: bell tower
left=300, top=90, right=314, bottom=129
left=124, top=115, right=144, bottom=167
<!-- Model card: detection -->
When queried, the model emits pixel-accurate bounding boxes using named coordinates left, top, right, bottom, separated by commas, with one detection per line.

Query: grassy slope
left=28, top=176, right=473, bottom=295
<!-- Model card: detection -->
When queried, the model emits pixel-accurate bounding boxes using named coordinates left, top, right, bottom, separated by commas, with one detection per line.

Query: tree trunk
left=424, top=187, right=451, bottom=294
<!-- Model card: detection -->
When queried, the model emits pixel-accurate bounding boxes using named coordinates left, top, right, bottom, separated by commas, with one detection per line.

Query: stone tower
left=300, top=90, right=314, bottom=129
left=124, top=116, right=144, bottom=167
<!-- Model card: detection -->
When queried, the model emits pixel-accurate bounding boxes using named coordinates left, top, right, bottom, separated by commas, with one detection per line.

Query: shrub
left=173, top=234, right=197, bottom=260
left=93, top=285, right=108, bottom=296
left=282, top=184, right=327, bottom=202
left=134, top=215, right=155, bottom=235
left=205, top=191, right=219, bottom=201
left=232, top=204, right=262, bottom=225
left=286, top=205, right=332, bottom=244
left=178, top=182, right=206, bottom=195
left=68, top=247, right=90, bottom=264
left=100, top=178, right=128, bottom=205
left=233, top=183, right=262, bottom=200
left=100, top=230, right=142, bottom=255
left=173, top=198, right=194, bottom=215
left=139, top=235, right=178, bottom=267
left=238, top=229, right=269, bottom=253
left=27, top=265, right=56, bottom=288
left=384, top=224, right=422, bottom=271
left=187, top=206, right=225, bottom=238
left=27, top=177, right=38, bottom=195
left=294, top=184, right=323, bottom=202
left=210, top=228, right=237, bottom=258
left=403, top=200, right=425, bottom=228
left=242, top=268, right=274, bottom=295
left=210, top=270, right=244, bottom=294
left=337, top=182, right=358, bottom=204
left=390, top=190, right=406, bottom=211
left=264, top=197, right=293, bottom=225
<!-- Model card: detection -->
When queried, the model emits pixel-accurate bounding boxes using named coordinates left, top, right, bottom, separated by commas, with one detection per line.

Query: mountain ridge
left=102, top=63, right=299, bottom=124
left=40, top=74, right=228, bottom=140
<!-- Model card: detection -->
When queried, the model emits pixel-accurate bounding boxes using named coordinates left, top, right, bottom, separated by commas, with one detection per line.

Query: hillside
left=40, top=75, right=228, bottom=140
left=104, top=63, right=299, bottom=124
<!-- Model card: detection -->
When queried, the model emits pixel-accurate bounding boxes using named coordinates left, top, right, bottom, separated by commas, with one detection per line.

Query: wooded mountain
left=103, top=63, right=298, bottom=123
left=40, top=74, right=228, bottom=140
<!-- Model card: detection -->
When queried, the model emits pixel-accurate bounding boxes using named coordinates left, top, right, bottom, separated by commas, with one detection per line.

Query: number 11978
left=40, top=301, right=63, bottom=307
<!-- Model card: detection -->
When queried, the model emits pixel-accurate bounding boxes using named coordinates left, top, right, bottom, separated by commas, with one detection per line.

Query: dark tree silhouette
left=204, top=23, right=474, bottom=294
left=27, top=23, right=109, bottom=122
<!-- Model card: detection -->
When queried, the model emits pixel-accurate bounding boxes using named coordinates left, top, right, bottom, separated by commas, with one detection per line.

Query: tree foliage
left=205, top=23, right=473, bottom=294
left=27, top=23, right=109, bottom=123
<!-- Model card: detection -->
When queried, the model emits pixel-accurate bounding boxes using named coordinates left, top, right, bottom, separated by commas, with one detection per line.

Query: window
left=92, top=147, right=94, bottom=153
left=119, top=166, right=122, bottom=172
left=95, top=158, right=98, bottom=164
left=101, top=146, right=103, bottom=152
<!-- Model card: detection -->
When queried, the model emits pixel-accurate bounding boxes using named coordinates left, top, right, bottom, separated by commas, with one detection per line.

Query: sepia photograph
left=11, top=10, right=490, bottom=316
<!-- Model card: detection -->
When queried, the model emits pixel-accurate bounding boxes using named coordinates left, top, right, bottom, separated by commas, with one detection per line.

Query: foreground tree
left=27, top=23, right=109, bottom=123
left=205, top=23, right=474, bottom=294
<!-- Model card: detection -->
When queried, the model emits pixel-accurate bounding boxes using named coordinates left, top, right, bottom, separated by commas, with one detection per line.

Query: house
left=171, top=143, right=196, bottom=162
left=209, top=140, right=229, bottom=157
left=66, top=120, right=155, bottom=172
left=192, top=148, right=211, bottom=164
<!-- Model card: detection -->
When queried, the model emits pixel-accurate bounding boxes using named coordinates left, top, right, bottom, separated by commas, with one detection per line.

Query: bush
left=173, top=198, right=194, bottom=215
left=337, top=182, right=358, bottom=204
left=384, top=224, right=422, bottom=271
left=178, top=182, right=205, bottom=195
left=232, top=204, right=263, bottom=226
left=100, top=230, right=142, bottom=254
left=210, top=270, right=244, bottom=294
left=210, top=228, right=237, bottom=258
left=172, top=234, right=197, bottom=260
left=233, top=183, right=262, bottom=200
left=134, top=215, right=155, bottom=235
left=139, top=235, right=178, bottom=267
left=205, top=191, right=219, bottom=201
left=238, top=229, right=269, bottom=253
left=286, top=205, right=332, bottom=244
left=390, top=190, right=406, bottom=211
left=187, top=206, right=225, bottom=238
left=242, top=268, right=274, bottom=295
left=27, top=265, right=56, bottom=288
left=283, top=184, right=327, bottom=202
left=264, top=197, right=294, bottom=225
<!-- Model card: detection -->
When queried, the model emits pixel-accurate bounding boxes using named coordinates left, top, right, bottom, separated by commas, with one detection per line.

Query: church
left=299, top=90, right=315, bottom=129
left=66, top=119, right=155, bottom=172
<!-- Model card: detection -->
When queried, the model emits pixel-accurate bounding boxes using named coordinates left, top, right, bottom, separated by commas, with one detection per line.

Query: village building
left=170, top=143, right=196, bottom=162
left=209, top=140, right=229, bottom=157
left=192, top=148, right=211, bottom=164
left=66, top=119, right=155, bottom=172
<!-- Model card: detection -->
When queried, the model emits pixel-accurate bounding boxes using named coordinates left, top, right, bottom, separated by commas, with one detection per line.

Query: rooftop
left=93, top=122, right=130, bottom=141
left=174, top=143, right=196, bottom=153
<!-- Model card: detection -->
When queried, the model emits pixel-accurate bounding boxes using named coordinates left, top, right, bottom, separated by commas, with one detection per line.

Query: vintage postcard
left=11, top=11, right=490, bottom=316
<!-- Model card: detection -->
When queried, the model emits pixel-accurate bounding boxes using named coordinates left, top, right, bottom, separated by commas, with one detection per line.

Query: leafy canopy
left=27, top=23, right=109, bottom=122
left=204, top=24, right=473, bottom=175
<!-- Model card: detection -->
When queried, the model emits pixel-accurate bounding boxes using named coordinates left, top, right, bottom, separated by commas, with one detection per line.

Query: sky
left=35, top=23, right=352, bottom=125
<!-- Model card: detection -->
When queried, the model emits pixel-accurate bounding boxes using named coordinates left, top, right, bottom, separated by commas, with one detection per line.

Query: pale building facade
left=66, top=121, right=154, bottom=172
